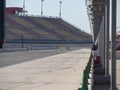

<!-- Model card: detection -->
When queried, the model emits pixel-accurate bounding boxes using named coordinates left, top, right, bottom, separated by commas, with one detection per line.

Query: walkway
left=0, top=49, right=90, bottom=90
left=93, top=59, right=120, bottom=90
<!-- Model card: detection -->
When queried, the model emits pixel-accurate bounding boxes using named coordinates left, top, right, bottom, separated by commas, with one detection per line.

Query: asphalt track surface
left=0, top=49, right=68, bottom=68
left=0, top=48, right=91, bottom=90
left=0, top=44, right=91, bottom=68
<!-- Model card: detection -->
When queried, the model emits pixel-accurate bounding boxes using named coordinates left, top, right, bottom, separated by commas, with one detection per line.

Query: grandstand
left=5, top=14, right=92, bottom=44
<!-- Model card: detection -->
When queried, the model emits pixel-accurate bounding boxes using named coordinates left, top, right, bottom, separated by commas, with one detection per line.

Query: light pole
left=59, top=1, right=62, bottom=18
left=23, top=0, right=25, bottom=10
left=22, top=0, right=27, bottom=15
left=41, top=0, right=44, bottom=17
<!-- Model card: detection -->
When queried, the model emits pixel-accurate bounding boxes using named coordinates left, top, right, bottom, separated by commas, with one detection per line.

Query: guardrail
left=78, top=53, right=93, bottom=90
left=5, top=39, right=93, bottom=44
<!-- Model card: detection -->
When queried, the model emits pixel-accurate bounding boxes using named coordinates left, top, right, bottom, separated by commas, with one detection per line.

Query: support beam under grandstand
left=111, top=0, right=117, bottom=89
left=98, top=16, right=105, bottom=69
left=105, top=0, right=110, bottom=77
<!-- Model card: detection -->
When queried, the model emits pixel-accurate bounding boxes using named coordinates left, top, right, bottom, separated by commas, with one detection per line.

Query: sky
left=6, top=0, right=120, bottom=34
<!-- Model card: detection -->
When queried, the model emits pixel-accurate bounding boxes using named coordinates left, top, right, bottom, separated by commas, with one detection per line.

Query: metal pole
left=111, top=0, right=117, bottom=89
left=103, top=14, right=105, bottom=69
left=105, top=0, right=110, bottom=76
left=59, top=1, right=62, bottom=18
left=103, top=11, right=105, bottom=69
left=99, top=16, right=105, bottom=69
left=23, top=0, right=25, bottom=10
left=0, top=0, right=5, bottom=48
left=100, top=5, right=105, bottom=69
left=23, top=0, right=25, bottom=15
left=41, top=0, right=44, bottom=17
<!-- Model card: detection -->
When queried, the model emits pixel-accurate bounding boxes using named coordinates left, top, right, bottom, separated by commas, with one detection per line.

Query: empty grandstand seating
left=5, top=14, right=92, bottom=43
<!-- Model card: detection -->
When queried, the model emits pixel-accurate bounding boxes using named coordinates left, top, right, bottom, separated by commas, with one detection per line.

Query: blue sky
left=6, top=0, right=120, bottom=34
